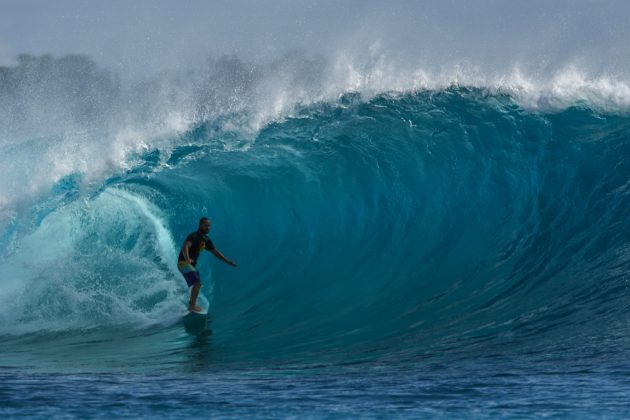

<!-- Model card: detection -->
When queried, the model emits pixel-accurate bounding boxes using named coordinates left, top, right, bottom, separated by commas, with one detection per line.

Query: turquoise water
left=1, top=85, right=630, bottom=417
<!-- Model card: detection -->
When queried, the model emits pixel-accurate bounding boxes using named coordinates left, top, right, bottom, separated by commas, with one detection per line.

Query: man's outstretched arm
left=211, top=248, right=237, bottom=267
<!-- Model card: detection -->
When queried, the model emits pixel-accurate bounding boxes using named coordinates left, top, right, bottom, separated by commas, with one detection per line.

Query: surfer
left=178, top=217, right=237, bottom=312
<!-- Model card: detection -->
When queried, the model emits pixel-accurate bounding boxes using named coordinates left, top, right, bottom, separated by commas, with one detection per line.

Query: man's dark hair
left=199, top=217, right=209, bottom=226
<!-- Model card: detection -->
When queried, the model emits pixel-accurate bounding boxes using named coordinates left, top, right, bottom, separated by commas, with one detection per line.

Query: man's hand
left=211, top=248, right=237, bottom=267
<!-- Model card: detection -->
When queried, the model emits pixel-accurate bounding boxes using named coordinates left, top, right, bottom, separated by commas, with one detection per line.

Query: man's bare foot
left=188, top=305, right=203, bottom=313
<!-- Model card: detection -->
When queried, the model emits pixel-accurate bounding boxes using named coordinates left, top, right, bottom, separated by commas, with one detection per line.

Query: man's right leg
left=179, top=262, right=203, bottom=312
left=189, top=282, right=202, bottom=312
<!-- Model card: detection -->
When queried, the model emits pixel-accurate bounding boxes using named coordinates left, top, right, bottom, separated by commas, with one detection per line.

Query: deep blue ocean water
left=1, top=85, right=630, bottom=417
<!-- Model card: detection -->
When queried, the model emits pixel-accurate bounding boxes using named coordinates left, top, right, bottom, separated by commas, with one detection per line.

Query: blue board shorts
left=178, top=261, right=201, bottom=287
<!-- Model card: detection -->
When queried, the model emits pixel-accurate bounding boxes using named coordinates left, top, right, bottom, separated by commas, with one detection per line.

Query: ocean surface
left=1, top=56, right=630, bottom=417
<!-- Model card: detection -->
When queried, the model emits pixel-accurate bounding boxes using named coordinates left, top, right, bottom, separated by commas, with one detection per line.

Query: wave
left=1, top=57, right=629, bottom=366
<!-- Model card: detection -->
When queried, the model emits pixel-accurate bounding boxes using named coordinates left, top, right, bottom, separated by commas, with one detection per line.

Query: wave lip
left=3, top=54, right=630, bottom=235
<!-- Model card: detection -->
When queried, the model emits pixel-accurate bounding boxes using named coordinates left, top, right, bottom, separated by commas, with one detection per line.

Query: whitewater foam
left=0, top=188, right=189, bottom=335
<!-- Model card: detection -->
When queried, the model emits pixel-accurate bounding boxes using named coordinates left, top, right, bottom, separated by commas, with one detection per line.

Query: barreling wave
left=1, top=56, right=630, bottom=367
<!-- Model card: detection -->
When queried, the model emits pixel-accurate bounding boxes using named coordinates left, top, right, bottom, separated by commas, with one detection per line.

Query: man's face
left=200, top=220, right=211, bottom=234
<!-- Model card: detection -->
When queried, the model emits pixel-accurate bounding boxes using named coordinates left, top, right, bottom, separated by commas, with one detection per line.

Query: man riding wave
left=178, top=217, right=237, bottom=312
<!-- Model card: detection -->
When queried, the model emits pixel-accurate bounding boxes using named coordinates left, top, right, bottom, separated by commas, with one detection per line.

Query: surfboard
left=182, top=310, right=209, bottom=335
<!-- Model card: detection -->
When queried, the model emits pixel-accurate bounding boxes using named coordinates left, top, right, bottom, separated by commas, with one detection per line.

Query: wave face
left=1, top=87, right=630, bottom=369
